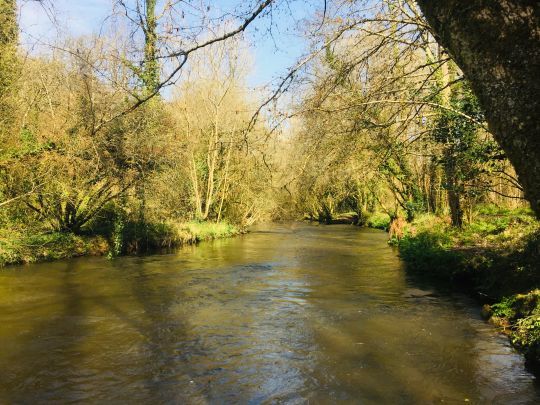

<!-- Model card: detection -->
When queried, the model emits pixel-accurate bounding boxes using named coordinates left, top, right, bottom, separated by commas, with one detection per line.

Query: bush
left=397, top=209, right=540, bottom=374
left=490, top=291, right=540, bottom=373
left=112, top=220, right=240, bottom=255
left=397, top=231, right=462, bottom=279
left=0, top=220, right=241, bottom=265
left=0, top=230, right=108, bottom=266
left=366, top=212, right=391, bottom=230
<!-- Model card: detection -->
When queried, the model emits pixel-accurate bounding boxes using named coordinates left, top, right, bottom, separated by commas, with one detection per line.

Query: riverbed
left=0, top=223, right=538, bottom=403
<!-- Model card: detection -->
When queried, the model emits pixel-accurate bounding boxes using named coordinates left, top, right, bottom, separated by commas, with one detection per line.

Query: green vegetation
left=0, top=230, right=108, bottom=266
left=365, top=212, right=392, bottom=231
left=0, top=221, right=240, bottom=266
left=490, top=291, right=540, bottom=373
left=394, top=206, right=540, bottom=372
left=0, top=3, right=270, bottom=265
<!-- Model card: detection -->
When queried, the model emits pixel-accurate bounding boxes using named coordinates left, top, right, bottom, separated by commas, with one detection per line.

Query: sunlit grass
left=396, top=206, right=540, bottom=371
left=0, top=221, right=240, bottom=266
left=0, top=229, right=108, bottom=266
left=366, top=212, right=391, bottom=230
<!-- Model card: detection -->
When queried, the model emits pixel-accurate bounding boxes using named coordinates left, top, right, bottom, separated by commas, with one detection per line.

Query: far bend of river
left=1, top=223, right=539, bottom=404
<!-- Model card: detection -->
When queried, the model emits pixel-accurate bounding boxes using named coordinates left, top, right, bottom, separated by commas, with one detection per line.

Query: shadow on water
left=0, top=257, right=209, bottom=403
left=116, top=258, right=206, bottom=402
left=1, top=262, right=86, bottom=403
left=80, top=256, right=210, bottom=403
left=0, top=223, right=538, bottom=403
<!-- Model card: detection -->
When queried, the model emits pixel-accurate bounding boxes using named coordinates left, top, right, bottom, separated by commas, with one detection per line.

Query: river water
left=0, top=223, right=538, bottom=403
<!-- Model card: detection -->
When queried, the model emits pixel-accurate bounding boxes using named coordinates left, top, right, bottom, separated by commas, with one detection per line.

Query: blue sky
left=18, top=0, right=320, bottom=89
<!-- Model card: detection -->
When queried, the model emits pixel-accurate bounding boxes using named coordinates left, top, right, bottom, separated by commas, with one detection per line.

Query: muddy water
left=0, top=223, right=538, bottom=403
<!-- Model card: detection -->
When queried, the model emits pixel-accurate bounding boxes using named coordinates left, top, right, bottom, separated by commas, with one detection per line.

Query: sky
left=17, top=0, right=321, bottom=90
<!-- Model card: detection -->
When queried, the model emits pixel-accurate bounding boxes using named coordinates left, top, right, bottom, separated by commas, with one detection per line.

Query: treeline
left=0, top=0, right=535, bottom=251
left=277, top=0, right=524, bottom=227
left=0, top=0, right=273, bottom=259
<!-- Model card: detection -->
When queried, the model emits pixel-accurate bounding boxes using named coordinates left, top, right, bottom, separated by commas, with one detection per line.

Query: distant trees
left=278, top=0, right=524, bottom=226
left=0, top=0, right=534, bottom=237
left=164, top=40, right=273, bottom=225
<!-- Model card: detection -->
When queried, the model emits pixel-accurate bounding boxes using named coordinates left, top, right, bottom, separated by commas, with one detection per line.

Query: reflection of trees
left=1, top=226, right=537, bottom=402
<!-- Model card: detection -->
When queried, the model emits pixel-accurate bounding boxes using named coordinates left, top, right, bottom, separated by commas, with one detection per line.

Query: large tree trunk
left=416, top=0, right=540, bottom=217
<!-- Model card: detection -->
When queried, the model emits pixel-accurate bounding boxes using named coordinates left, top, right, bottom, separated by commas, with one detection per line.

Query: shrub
left=366, top=212, right=391, bottom=230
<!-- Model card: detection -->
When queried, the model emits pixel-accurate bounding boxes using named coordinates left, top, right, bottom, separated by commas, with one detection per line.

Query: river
left=0, top=223, right=538, bottom=403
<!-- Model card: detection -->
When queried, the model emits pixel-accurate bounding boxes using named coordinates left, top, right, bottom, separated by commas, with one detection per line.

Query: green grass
left=0, top=221, right=241, bottom=266
left=395, top=206, right=540, bottom=373
left=488, top=290, right=540, bottom=373
left=366, top=212, right=391, bottom=230
left=176, top=221, right=239, bottom=242
left=120, top=220, right=240, bottom=251
left=0, top=229, right=108, bottom=266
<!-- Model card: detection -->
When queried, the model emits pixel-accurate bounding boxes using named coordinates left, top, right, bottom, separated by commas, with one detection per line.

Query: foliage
left=0, top=220, right=240, bottom=267
left=165, top=43, right=272, bottom=226
left=431, top=83, right=506, bottom=226
left=490, top=290, right=540, bottom=373
left=0, top=229, right=109, bottom=266
left=366, top=212, right=392, bottom=231
left=0, top=10, right=267, bottom=256
left=277, top=0, right=524, bottom=228
left=397, top=208, right=540, bottom=372
left=397, top=229, right=461, bottom=279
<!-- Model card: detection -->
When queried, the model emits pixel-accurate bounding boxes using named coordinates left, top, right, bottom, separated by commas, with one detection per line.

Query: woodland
left=1, top=0, right=539, bottom=372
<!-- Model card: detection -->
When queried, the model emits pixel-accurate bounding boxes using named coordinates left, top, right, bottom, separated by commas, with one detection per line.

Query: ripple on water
left=0, top=223, right=538, bottom=403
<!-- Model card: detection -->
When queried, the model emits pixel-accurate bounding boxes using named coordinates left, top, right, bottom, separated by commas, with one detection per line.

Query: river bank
left=0, top=221, right=240, bottom=267
left=307, top=206, right=540, bottom=374
left=392, top=206, right=540, bottom=373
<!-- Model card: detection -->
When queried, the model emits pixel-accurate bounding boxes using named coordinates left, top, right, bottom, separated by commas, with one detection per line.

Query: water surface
left=0, top=223, right=538, bottom=403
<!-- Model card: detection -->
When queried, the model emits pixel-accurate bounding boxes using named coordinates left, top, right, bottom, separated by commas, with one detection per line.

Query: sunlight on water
left=0, top=223, right=538, bottom=403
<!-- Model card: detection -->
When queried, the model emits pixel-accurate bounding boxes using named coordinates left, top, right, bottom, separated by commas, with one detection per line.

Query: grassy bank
left=393, top=206, right=540, bottom=373
left=0, top=221, right=241, bottom=267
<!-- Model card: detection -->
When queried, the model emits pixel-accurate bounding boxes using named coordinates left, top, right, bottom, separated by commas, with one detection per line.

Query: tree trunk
left=416, top=0, right=540, bottom=217
left=444, top=149, right=464, bottom=228
left=0, top=0, right=18, bottom=137
left=428, top=158, right=440, bottom=214
left=143, top=0, right=159, bottom=93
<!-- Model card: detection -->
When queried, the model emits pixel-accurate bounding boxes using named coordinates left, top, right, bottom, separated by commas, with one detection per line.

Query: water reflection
left=0, top=223, right=538, bottom=403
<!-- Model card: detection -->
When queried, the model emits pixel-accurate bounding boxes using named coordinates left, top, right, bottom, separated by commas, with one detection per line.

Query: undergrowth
left=0, top=221, right=240, bottom=266
left=394, top=205, right=540, bottom=374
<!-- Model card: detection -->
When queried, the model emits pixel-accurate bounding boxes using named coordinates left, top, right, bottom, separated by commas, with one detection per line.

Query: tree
left=2, top=37, right=170, bottom=233
left=142, top=0, right=159, bottom=94
left=416, top=0, right=540, bottom=217
left=432, top=84, right=495, bottom=227
left=0, top=0, right=19, bottom=143
left=276, top=0, right=524, bottom=225
left=161, top=39, right=273, bottom=225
